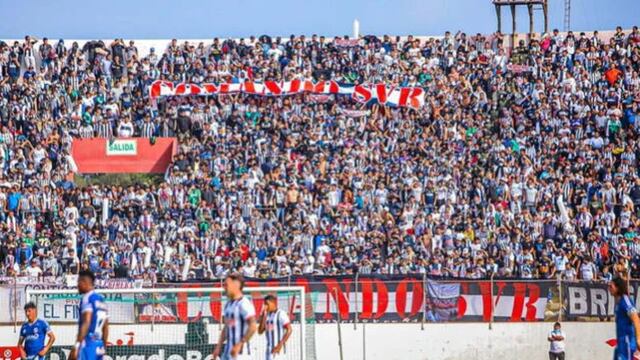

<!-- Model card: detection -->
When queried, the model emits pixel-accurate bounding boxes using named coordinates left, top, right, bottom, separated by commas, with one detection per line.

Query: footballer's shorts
left=26, top=355, right=45, bottom=360
left=79, top=340, right=105, bottom=360
left=614, top=337, right=638, bottom=360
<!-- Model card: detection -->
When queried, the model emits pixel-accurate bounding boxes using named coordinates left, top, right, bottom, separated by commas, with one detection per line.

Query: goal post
left=25, top=286, right=313, bottom=360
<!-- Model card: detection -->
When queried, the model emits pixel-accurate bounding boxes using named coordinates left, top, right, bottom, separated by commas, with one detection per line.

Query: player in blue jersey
left=609, top=276, right=640, bottom=360
left=17, top=302, right=56, bottom=360
left=69, top=270, right=109, bottom=360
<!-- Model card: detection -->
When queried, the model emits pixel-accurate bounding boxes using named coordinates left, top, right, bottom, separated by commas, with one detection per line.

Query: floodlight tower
left=564, top=0, right=571, bottom=31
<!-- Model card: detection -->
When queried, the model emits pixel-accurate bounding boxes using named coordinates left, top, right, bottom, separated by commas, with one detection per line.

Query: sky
left=0, top=0, right=638, bottom=40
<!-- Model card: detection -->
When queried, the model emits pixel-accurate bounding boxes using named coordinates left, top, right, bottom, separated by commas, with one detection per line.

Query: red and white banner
left=149, top=80, right=426, bottom=109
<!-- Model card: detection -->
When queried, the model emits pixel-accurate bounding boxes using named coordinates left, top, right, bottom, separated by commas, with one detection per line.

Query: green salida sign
left=107, top=140, right=138, bottom=156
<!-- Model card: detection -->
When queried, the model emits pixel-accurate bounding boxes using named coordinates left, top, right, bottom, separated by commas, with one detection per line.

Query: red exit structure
left=71, top=138, right=177, bottom=174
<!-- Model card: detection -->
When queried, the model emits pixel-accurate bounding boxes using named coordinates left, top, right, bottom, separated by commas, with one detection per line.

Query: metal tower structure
left=563, top=0, right=571, bottom=31
left=493, top=0, right=549, bottom=45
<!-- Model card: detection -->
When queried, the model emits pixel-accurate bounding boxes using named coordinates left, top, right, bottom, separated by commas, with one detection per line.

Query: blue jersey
left=78, top=291, right=108, bottom=343
left=615, top=294, right=638, bottom=360
left=20, top=319, right=51, bottom=357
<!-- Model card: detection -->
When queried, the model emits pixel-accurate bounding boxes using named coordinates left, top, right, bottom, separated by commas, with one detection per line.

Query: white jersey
left=265, top=309, right=291, bottom=357
left=223, top=296, right=256, bottom=358
left=548, top=329, right=566, bottom=353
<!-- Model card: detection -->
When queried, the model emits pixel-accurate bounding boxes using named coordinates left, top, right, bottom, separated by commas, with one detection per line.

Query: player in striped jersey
left=213, top=274, right=257, bottom=360
left=258, top=295, right=292, bottom=360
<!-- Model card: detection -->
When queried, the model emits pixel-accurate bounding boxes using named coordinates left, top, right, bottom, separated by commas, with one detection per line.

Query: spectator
left=548, top=322, right=566, bottom=360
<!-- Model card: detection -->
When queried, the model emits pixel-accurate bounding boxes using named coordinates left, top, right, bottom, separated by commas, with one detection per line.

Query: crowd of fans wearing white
left=0, top=26, right=640, bottom=282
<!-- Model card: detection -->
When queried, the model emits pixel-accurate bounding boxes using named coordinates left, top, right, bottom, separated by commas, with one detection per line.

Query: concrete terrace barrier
left=0, top=322, right=616, bottom=360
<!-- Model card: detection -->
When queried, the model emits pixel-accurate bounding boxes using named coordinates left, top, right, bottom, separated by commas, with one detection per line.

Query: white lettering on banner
left=35, top=293, right=136, bottom=323
left=568, top=287, right=588, bottom=315
left=591, top=288, right=608, bottom=316
left=107, top=140, right=138, bottom=156
left=0, top=279, right=145, bottom=324
left=566, top=286, right=622, bottom=317
left=185, top=351, right=201, bottom=360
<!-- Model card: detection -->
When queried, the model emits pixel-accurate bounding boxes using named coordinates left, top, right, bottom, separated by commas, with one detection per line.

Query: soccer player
left=17, top=302, right=56, bottom=360
left=69, top=270, right=109, bottom=360
left=258, top=295, right=292, bottom=360
left=609, top=276, right=640, bottom=360
left=212, top=274, right=257, bottom=360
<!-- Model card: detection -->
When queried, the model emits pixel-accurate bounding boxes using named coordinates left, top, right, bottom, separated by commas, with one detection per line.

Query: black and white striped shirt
left=223, top=296, right=256, bottom=357
left=97, top=122, right=113, bottom=138
left=265, top=309, right=291, bottom=358
left=79, top=124, right=94, bottom=138
left=140, top=122, right=155, bottom=138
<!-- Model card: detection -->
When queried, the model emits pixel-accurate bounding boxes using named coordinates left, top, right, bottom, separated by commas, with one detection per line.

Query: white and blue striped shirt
left=223, top=296, right=256, bottom=357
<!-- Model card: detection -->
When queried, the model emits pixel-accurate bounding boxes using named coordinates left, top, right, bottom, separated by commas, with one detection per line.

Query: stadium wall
left=0, top=322, right=615, bottom=360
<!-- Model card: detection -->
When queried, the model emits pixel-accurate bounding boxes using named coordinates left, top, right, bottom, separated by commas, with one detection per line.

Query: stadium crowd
left=0, top=27, right=640, bottom=282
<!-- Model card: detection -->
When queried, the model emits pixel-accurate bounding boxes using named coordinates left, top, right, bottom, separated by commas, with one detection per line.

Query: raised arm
left=258, top=308, right=267, bottom=335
